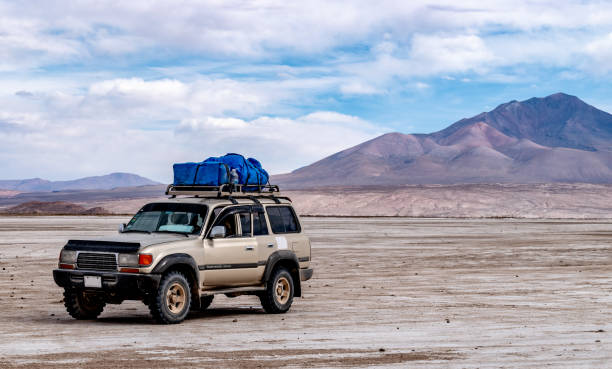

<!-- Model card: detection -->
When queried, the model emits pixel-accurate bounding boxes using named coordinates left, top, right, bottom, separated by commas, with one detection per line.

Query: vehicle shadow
left=190, top=306, right=266, bottom=318
left=91, top=306, right=266, bottom=325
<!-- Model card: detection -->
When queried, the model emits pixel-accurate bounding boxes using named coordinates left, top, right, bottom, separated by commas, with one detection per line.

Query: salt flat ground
left=0, top=216, right=610, bottom=368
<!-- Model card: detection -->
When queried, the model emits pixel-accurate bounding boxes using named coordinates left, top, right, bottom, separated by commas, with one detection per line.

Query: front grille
left=77, top=252, right=117, bottom=271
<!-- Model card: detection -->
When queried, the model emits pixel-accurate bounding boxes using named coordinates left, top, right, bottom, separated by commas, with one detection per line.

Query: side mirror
left=210, top=225, right=226, bottom=239
left=118, top=223, right=126, bottom=233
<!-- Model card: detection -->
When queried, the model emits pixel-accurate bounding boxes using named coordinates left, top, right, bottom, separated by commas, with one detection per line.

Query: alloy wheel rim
left=167, top=283, right=186, bottom=314
left=275, top=277, right=290, bottom=304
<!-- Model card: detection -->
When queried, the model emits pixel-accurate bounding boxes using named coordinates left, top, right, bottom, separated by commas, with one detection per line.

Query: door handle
left=245, top=246, right=255, bottom=251
left=267, top=244, right=274, bottom=248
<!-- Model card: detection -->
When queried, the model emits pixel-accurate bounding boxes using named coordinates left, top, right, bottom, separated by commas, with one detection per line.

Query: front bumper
left=53, top=269, right=161, bottom=293
left=300, top=268, right=313, bottom=281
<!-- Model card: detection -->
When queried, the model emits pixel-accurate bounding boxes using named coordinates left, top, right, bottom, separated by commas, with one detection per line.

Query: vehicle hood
left=64, top=232, right=197, bottom=253
left=86, top=233, right=195, bottom=247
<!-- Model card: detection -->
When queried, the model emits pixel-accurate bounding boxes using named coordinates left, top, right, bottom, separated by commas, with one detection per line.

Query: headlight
left=118, top=253, right=139, bottom=267
left=59, top=249, right=77, bottom=264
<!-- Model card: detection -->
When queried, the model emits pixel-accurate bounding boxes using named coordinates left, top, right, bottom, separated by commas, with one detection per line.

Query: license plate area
left=84, top=275, right=102, bottom=288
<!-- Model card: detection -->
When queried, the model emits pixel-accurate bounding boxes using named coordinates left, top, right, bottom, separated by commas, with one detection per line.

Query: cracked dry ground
left=0, top=216, right=610, bottom=368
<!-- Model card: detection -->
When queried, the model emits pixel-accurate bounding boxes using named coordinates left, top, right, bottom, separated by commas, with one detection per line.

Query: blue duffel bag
left=173, top=161, right=230, bottom=186
left=247, top=157, right=269, bottom=186
left=194, top=161, right=230, bottom=186
left=173, top=162, right=199, bottom=185
left=204, top=153, right=269, bottom=188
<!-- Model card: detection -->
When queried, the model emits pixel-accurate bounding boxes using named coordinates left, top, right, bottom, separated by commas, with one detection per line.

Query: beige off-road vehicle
left=53, top=184, right=312, bottom=324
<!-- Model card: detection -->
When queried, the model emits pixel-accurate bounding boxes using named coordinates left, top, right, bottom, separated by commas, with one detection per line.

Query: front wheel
left=63, top=289, right=106, bottom=319
left=259, top=267, right=294, bottom=314
left=149, top=271, right=191, bottom=324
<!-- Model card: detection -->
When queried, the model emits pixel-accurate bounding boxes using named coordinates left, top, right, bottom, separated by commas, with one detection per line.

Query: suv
left=52, top=185, right=313, bottom=324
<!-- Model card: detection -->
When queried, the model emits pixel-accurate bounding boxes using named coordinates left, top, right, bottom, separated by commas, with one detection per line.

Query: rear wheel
left=149, top=271, right=191, bottom=324
left=63, top=289, right=106, bottom=320
left=259, top=267, right=294, bottom=314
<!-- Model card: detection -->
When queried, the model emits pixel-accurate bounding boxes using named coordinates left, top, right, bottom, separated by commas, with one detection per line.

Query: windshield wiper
left=122, top=229, right=152, bottom=234
left=153, top=230, right=189, bottom=237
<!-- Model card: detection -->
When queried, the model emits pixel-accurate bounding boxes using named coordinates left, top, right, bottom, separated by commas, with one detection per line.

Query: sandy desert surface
left=0, top=216, right=610, bottom=368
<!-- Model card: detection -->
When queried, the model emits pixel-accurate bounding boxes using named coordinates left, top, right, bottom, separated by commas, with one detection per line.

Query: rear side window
left=266, top=206, right=300, bottom=234
left=253, top=212, right=268, bottom=235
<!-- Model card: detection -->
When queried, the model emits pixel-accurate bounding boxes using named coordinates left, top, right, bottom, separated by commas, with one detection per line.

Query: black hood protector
left=64, top=240, right=141, bottom=253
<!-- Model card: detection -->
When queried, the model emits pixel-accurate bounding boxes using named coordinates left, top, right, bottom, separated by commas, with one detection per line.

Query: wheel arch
left=262, top=250, right=302, bottom=297
left=151, top=253, right=201, bottom=309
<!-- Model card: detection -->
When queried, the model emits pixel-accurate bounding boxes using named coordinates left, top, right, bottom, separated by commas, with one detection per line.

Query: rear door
left=265, top=205, right=311, bottom=267
left=202, top=205, right=260, bottom=287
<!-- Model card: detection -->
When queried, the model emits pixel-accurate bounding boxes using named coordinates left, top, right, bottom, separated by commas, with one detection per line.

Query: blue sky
left=1, top=0, right=612, bottom=182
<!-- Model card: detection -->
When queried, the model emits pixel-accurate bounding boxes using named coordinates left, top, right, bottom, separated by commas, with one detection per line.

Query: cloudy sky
left=2, top=0, right=612, bottom=182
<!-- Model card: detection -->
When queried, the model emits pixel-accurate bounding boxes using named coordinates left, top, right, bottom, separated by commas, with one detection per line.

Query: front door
left=202, top=206, right=260, bottom=287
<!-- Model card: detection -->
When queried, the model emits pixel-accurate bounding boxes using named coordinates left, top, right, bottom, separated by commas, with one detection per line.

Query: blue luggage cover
left=194, top=162, right=229, bottom=186
left=173, top=162, right=199, bottom=186
left=174, top=153, right=271, bottom=189
left=204, top=153, right=269, bottom=188
left=173, top=161, right=229, bottom=186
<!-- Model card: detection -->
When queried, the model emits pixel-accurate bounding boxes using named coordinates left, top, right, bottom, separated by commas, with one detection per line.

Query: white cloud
left=409, top=34, right=494, bottom=75
left=340, top=81, right=382, bottom=95
left=82, top=77, right=272, bottom=119
left=0, top=77, right=387, bottom=181
left=584, top=32, right=612, bottom=74
left=2, top=1, right=612, bottom=67
left=174, top=112, right=385, bottom=174
left=2, top=1, right=612, bottom=181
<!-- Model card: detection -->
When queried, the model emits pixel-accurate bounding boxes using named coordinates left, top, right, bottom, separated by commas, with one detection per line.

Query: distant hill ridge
left=1, top=201, right=109, bottom=215
left=274, top=93, right=612, bottom=187
left=0, top=172, right=160, bottom=192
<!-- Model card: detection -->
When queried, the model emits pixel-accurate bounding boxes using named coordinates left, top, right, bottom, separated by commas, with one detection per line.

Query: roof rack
left=165, top=183, right=291, bottom=203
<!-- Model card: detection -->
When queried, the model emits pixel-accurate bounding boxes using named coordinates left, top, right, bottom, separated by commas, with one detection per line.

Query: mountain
left=0, top=201, right=109, bottom=215
left=274, top=93, right=612, bottom=187
left=0, top=172, right=161, bottom=192
left=431, top=93, right=612, bottom=152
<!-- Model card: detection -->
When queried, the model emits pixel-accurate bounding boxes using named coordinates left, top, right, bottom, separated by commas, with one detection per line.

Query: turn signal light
left=119, top=268, right=139, bottom=273
left=139, top=254, right=153, bottom=266
left=59, top=263, right=74, bottom=269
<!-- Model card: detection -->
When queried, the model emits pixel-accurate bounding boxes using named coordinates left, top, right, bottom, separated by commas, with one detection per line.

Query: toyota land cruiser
left=52, top=184, right=313, bottom=324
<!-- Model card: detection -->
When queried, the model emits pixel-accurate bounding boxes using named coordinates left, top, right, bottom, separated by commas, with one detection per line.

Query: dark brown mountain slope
left=274, top=93, right=612, bottom=188
left=1, top=201, right=109, bottom=215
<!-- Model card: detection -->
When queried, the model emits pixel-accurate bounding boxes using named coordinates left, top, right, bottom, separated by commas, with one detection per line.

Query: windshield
left=125, top=203, right=207, bottom=235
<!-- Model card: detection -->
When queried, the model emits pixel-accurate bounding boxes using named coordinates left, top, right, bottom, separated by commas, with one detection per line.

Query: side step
left=201, top=285, right=265, bottom=296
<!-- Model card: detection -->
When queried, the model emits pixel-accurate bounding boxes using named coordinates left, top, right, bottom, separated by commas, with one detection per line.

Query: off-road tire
left=199, top=295, right=214, bottom=311
left=259, top=267, right=294, bottom=314
left=149, top=271, right=191, bottom=324
left=63, top=289, right=106, bottom=320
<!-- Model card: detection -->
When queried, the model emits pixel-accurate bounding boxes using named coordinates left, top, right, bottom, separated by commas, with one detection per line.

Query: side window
left=279, top=207, right=298, bottom=232
left=266, top=206, right=300, bottom=234
left=238, top=212, right=251, bottom=237
left=212, top=207, right=224, bottom=219
left=217, top=213, right=237, bottom=238
left=205, top=206, right=226, bottom=234
left=267, top=207, right=285, bottom=233
left=253, top=212, right=269, bottom=235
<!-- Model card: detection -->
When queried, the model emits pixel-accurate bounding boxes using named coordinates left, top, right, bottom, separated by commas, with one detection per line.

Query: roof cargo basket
left=165, top=183, right=288, bottom=202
